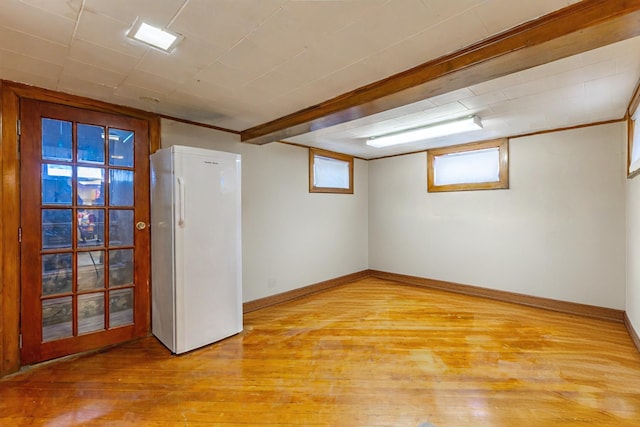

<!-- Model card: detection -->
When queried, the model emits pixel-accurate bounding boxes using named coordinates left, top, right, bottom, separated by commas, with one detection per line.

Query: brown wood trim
left=149, top=116, right=161, bottom=155
left=0, top=80, right=3, bottom=376
left=427, top=138, right=509, bottom=193
left=511, top=118, right=626, bottom=140
left=368, top=148, right=433, bottom=161
left=241, top=0, right=640, bottom=145
left=159, top=114, right=240, bottom=135
left=3, top=81, right=157, bottom=121
left=628, top=117, right=639, bottom=179
left=243, top=270, right=371, bottom=313
left=628, top=77, right=640, bottom=178
left=628, top=77, right=640, bottom=118
left=368, top=270, right=625, bottom=323
left=624, top=312, right=640, bottom=353
left=309, top=148, right=354, bottom=194
left=0, top=82, right=21, bottom=376
left=242, top=269, right=626, bottom=323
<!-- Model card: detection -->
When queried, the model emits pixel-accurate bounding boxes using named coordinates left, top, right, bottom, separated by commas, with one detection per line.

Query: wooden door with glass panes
left=20, top=99, right=150, bottom=364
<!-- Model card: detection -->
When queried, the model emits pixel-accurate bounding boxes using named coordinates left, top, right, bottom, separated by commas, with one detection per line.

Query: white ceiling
left=0, top=0, right=637, bottom=159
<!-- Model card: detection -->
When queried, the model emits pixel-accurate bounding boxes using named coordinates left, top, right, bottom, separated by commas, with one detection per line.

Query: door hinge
left=17, top=119, right=21, bottom=136
left=19, top=334, right=22, bottom=349
left=18, top=227, right=22, bottom=243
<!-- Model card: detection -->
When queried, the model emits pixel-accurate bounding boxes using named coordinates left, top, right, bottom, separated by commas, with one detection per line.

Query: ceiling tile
left=474, top=0, right=574, bottom=36
left=112, top=83, right=165, bottom=105
left=208, top=116, right=255, bottom=131
left=107, top=94, right=161, bottom=114
left=170, top=0, right=286, bottom=50
left=243, top=70, right=304, bottom=99
left=195, top=62, right=256, bottom=89
left=320, top=61, right=387, bottom=98
left=430, top=9, right=489, bottom=52
left=273, top=46, right=353, bottom=89
left=429, top=88, right=477, bottom=106
left=585, top=71, right=639, bottom=115
left=459, top=91, right=508, bottom=110
left=501, top=62, right=609, bottom=101
left=20, top=0, right=82, bottom=20
left=218, top=38, right=286, bottom=81
left=83, top=0, right=185, bottom=27
left=0, top=25, right=68, bottom=65
left=281, top=0, right=379, bottom=36
left=501, top=76, right=558, bottom=100
left=380, top=14, right=487, bottom=83
left=581, top=36, right=640, bottom=66
left=68, top=38, right=140, bottom=75
left=162, top=32, right=227, bottom=70
left=468, top=71, right=527, bottom=96
left=132, top=55, right=193, bottom=85
left=356, top=49, right=421, bottom=86
left=310, top=31, right=377, bottom=71
left=61, top=58, right=127, bottom=88
left=350, top=102, right=439, bottom=129
left=150, top=92, right=237, bottom=124
left=0, top=0, right=75, bottom=45
left=124, top=70, right=183, bottom=95
left=245, top=9, right=312, bottom=60
left=404, top=101, right=471, bottom=123
left=349, top=101, right=471, bottom=139
left=334, top=0, right=433, bottom=53
left=419, top=0, right=485, bottom=22
left=558, top=60, right=617, bottom=85
left=75, top=9, right=148, bottom=57
left=0, top=64, right=58, bottom=89
left=0, top=48, right=63, bottom=80
left=58, top=74, right=116, bottom=100
left=175, top=79, right=237, bottom=102
left=134, top=33, right=228, bottom=84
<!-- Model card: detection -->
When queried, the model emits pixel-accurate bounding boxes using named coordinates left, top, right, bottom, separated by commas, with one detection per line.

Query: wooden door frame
left=0, top=80, right=160, bottom=376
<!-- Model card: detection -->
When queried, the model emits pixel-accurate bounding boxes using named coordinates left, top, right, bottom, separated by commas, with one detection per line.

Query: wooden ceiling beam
left=241, top=0, right=640, bottom=145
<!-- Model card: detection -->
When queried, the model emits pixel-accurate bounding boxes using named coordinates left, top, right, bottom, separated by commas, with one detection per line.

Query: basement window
left=309, top=148, right=353, bottom=194
left=427, top=138, right=509, bottom=192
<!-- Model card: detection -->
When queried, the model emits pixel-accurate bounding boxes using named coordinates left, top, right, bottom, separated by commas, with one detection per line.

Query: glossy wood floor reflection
left=2, top=278, right=640, bottom=426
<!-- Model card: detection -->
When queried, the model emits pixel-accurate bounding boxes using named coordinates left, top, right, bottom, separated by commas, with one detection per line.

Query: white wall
left=369, top=123, right=627, bottom=309
left=160, top=119, right=369, bottom=302
left=627, top=156, right=640, bottom=331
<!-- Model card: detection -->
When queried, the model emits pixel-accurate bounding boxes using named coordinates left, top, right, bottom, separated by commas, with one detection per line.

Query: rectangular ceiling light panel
left=128, top=19, right=182, bottom=52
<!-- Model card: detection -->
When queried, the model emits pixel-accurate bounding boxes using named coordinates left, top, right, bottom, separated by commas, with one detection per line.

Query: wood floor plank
left=1, top=277, right=640, bottom=426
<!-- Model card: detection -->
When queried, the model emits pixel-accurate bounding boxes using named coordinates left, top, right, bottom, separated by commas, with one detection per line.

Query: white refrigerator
left=150, top=145, right=242, bottom=354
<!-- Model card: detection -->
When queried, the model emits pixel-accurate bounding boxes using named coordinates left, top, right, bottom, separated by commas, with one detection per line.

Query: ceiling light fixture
left=366, top=115, right=483, bottom=148
left=127, top=19, right=182, bottom=52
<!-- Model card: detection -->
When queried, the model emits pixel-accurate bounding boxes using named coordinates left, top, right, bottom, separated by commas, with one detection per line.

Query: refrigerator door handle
left=177, top=176, right=186, bottom=226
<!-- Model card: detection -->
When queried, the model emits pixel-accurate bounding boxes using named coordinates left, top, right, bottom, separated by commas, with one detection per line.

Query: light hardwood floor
left=2, top=277, right=640, bottom=426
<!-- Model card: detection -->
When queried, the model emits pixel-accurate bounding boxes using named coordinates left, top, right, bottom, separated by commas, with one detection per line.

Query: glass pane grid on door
left=39, top=118, right=136, bottom=342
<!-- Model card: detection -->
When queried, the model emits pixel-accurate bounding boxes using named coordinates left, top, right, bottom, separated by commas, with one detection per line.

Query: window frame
left=427, top=138, right=509, bottom=193
left=627, top=80, right=640, bottom=179
left=309, top=148, right=354, bottom=194
left=629, top=115, right=640, bottom=178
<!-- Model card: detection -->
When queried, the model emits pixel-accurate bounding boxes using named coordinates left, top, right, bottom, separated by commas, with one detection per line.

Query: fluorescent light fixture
left=127, top=19, right=182, bottom=52
left=367, top=115, right=483, bottom=148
